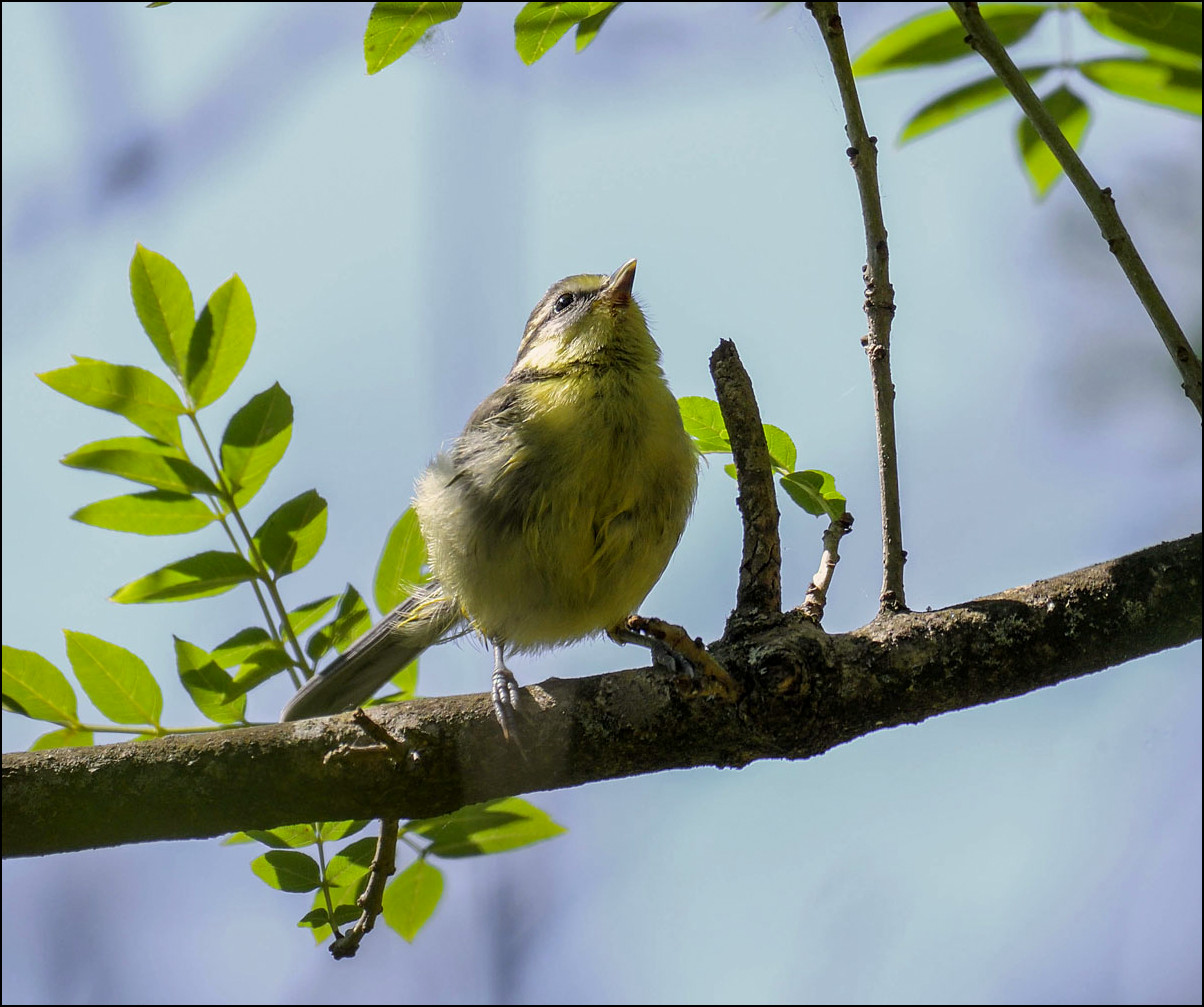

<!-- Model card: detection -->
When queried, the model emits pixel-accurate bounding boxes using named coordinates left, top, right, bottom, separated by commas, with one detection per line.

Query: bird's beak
left=603, top=259, right=637, bottom=306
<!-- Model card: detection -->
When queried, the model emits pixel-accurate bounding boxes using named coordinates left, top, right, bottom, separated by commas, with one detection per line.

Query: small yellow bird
left=281, top=260, right=698, bottom=735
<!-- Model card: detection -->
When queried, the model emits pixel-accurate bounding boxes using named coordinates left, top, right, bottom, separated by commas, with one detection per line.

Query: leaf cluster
left=2, top=246, right=565, bottom=948
left=853, top=2, right=1201, bottom=196
left=678, top=396, right=848, bottom=522
left=234, top=798, right=564, bottom=943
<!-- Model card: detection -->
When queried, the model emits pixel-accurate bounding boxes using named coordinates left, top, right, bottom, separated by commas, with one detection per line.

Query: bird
left=280, top=259, right=699, bottom=737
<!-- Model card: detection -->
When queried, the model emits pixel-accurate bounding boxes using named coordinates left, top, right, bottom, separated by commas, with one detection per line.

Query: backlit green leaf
left=1017, top=84, right=1091, bottom=197
left=210, top=627, right=274, bottom=668
left=129, top=244, right=195, bottom=378
left=374, top=507, right=429, bottom=614
left=2, top=646, right=78, bottom=723
left=854, top=4, right=1047, bottom=75
left=64, top=630, right=162, bottom=726
left=779, top=469, right=848, bottom=520
left=762, top=424, right=797, bottom=474
left=72, top=492, right=217, bottom=536
left=253, top=490, right=328, bottom=577
left=111, top=550, right=258, bottom=603
left=306, top=586, right=372, bottom=660
left=413, top=796, right=566, bottom=858
left=900, top=66, right=1052, bottom=142
left=677, top=396, right=729, bottom=453
left=364, top=2, right=463, bottom=74
left=174, top=637, right=246, bottom=723
left=382, top=859, right=443, bottom=942
left=61, top=436, right=218, bottom=494
left=575, top=1, right=619, bottom=51
left=38, top=358, right=185, bottom=448
left=251, top=850, right=322, bottom=892
left=514, top=2, right=616, bottom=65
left=220, top=384, right=293, bottom=507
left=188, top=274, right=256, bottom=408
left=1079, top=57, right=1202, bottom=114
left=244, top=824, right=318, bottom=849
left=1078, top=1, right=1202, bottom=68
left=284, top=596, right=339, bottom=637
left=30, top=726, right=94, bottom=750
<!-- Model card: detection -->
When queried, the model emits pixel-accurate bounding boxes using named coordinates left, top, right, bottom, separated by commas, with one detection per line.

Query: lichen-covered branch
left=5, top=532, right=1198, bottom=859
left=709, top=339, right=782, bottom=620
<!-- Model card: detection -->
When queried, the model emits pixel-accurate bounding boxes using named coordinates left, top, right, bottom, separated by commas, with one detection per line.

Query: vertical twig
left=807, top=2, right=908, bottom=612
left=949, top=1, right=1202, bottom=416
left=709, top=339, right=782, bottom=619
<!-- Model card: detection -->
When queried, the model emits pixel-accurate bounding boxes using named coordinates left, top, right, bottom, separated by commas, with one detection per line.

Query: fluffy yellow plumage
left=281, top=260, right=698, bottom=735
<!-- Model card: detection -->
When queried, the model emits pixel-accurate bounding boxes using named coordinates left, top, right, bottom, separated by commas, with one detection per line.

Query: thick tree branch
left=807, top=2, right=907, bottom=611
left=949, top=1, right=1203, bottom=417
left=5, top=532, right=1198, bottom=859
left=709, top=339, right=782, bottom=621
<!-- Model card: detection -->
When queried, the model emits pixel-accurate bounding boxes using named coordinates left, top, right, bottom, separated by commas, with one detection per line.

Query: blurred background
left=2, top=2, right=1200, bottom=1003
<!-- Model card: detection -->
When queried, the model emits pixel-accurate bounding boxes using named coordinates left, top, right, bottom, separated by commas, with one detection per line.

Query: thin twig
left=329, top=817, right=399, bottom=960
left=800, top=512, right=855, bottom=624
left=709, top=339, right=782, bottom=619
left=949, top=1, right=1203, bottom=416
left=807, top=2, right=907, bottom=612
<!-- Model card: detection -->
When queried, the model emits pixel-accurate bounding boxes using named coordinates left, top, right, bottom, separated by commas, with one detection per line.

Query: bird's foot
left=490, top=643, right=523, bottom=743
left=609, top=615, right=738, bottom=701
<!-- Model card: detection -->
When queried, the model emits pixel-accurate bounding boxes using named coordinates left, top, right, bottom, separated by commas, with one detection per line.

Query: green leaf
left=284, top=596, right=339, bottom=637
left=111, top=550, right=258, bottom=604
left=244, top=824, right=318, bottom=849
left=188, top=274, right=256, bottom=408
left=30, top=726, right=94, bottom=750
left=575, top=1, right=619, bottom=51
left=320, top=820, right=372, bottom=842
left=1078, top=57, right=1202, bottom=114
left=1017, top=84, right=1091, bottom=197
left=72, top=491, right=217, bottom=536
left=60, top=436, right=218, bottom=494
left=762, top=424, right=797, bottom=474
left=514, top=2, right=616, bottom=65
left=374, top=507, right=429, bottom=615
left=364, top=2, right=464, bottom=74
left=2, top=646, right=79, bottom=723
left=210, top=627, right=274, bottom=667
left=174, top=638, right=246, bottom=723
left=899, top=67, right=1053, bottom=142
left=1078, top=2, right=1202, bottom=68
left=677, top=396, right=729, bottom=453
left=220, top=384, right=293, bottom=507
left=325, top=835, right=379, bottom=887
left=251, top=850, right=322, bottom=892
left=306, top=586, right=372, bottom=661
left=230, top=644, right=295, bottom=694
left=382, top=859, right=443, bottom=942
left=38, top=358, right=185, bottom=448
left=253, top=490, right=328, bottom=577
left=412, top=797, right=566, bottom=858
left=129, top=244, right=195, bottom=379
left=64, top=630, right=162, bottom=726
left=853, top=4, right=1048, bottom=75
left=779, top=469, right=848, bottom=521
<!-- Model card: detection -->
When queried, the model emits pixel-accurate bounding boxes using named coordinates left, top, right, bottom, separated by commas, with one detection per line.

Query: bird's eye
left=553, top=292, right=575, bottom=313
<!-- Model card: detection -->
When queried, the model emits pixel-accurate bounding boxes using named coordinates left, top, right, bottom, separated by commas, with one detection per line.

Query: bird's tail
left=279, top=581, right=462, bottom=721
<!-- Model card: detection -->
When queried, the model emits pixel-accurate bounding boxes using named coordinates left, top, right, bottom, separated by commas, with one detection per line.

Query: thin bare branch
left=799, top=512, right=855, bottom=623
left=949, top=1, right=1203, bottom=416
left=807, top=2, right=907, bottom=611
